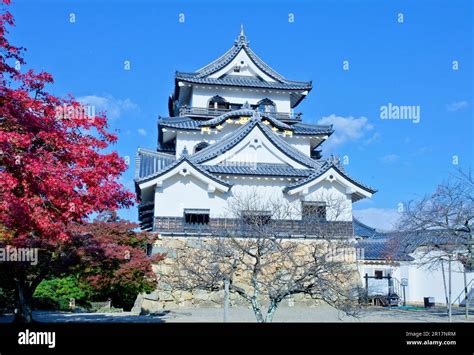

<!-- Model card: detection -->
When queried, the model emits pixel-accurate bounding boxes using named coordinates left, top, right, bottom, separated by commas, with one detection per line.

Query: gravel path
left=1, top=305, right=473, bottom=323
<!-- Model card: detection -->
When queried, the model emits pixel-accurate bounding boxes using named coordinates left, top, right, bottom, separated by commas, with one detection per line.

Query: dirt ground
left=1, top=305, right=473, bottom=323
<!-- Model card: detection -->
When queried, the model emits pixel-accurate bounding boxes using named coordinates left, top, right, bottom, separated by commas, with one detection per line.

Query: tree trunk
left=13, top=281, right=33, bottom=323
left=441, top=261, right=449, bottom=315
left=448, top=255, right=452, bottom=323
left=250, top=296, right=264, bottom=323
left=223, top=279, right=229, bottom=323
left=463, top=267, right=468, bottom=319
left=265, top=300, right=279, bottom=322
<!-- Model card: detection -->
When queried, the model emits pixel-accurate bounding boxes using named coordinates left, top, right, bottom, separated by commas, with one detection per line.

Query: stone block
left=157, top=291, right=174, bottom=301
left=185, top=239, right=204, bottom=249
left=210, top=290, right=224, bottom=304
left=143, top=291, right=159, bottom=301
left=141, top=299, right=165, bottom=314
left=179, top=300, right=194, bottom=308
left=193, top=289, right=210, bottom=301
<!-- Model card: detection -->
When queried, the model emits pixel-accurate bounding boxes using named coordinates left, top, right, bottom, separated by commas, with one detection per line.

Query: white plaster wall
left=207, top=49, right=277, bottom=82
left=404, top=250, right=473, bottom=306
left=204, top=127, right=307, bottom=169
left=191, top=86, right=291, bottom=113
left=154, top=174, right=352, bottom=222
left=358, top=257, right=474, bottom=306
left=175, top=132, right=218, bottom=158
left=175, top=124, right=261, bottom=158
left=304, top=180, right=353, bottom=221
left=154, top=174, right=228, bottom=218
left=173, top=123, right=313, bottom=160
left=283, top=136, right=311, bottom=156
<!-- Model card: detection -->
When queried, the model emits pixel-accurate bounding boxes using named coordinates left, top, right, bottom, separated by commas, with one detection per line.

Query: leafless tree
left=393, top=171, right=473, bottom=321
left=165, top=190, right=362, bottom=322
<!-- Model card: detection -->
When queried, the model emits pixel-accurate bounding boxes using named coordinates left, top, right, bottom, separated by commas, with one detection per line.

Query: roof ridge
left=293, top=122, right=333, bottom=128
left=135, top=156, right=232, bottom=188
left=175, top=73, right=312, bottom=90
left=191, top=119, right=258, bottom=163
left=190, top=119, right=323, bottom=169
left=284, top=162, right=377, bottom=194
left=200, top=109, right=291, bottom=130
left=202, top=164, right=314, bottom=178
left=137, top=147, right=176, bottom=159
left=177, top=30, right=311, bottom=86
left=353, top=217, right=377, bottom=232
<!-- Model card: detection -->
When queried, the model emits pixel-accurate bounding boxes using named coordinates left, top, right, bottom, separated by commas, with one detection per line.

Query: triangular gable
left=191, top=118, right=323, bottom=170
left=204, top=124, right=307, bottom=169
left=285, top=165, right=376, bottom=201
left=208, top=47, right=277, bottom=82
left=136, top=158, right=231, bottom=193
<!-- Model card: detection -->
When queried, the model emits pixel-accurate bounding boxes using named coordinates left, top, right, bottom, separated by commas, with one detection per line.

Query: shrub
left=33, top=276, right=93, bottom=311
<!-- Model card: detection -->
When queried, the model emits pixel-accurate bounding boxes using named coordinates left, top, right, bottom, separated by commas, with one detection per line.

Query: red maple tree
left=72, top=212, right=163, bottom=311
left=0, top=1, right=138, bottom=322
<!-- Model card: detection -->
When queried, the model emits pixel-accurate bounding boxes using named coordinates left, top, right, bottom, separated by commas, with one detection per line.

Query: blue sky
left=8, top=0, right=473, bottom=229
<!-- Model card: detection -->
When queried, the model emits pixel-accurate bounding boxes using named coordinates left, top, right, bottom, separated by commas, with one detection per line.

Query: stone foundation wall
left=137, top=236, right=359, bottom=314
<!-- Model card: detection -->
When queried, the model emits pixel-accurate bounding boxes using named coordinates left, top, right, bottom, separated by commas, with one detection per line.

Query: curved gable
left=136, top=158, right=231, bottom=193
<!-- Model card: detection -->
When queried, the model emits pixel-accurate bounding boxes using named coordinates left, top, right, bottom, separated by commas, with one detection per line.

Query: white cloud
left=365, top=132, right=380, bottom=145
left=446, top=100, right=469, bottom=112
left=137, top=128, right=147, bottom=136
left=381, top=154, right=399, bottom=163
left=353, top=208, right=401, bottom=232
left=416, top=146, right=431, bottom=155
left=317, top=114, right=373, bottom=151
left=77, top=95, right=138, bottom=120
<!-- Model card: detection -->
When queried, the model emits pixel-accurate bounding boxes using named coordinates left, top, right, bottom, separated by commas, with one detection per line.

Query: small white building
left=355, top=219, right=474, bottom=307
left=134, top=27, right=375, bottom=237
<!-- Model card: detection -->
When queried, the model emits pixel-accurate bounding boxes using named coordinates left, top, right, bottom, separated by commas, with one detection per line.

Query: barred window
left=302, top=201, right=326, bottom=221
left=184, top=209, right=210, bottom=225
left=241, top=210, right=272, bottom=225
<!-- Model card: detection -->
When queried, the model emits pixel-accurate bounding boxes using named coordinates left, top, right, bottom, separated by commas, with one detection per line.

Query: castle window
left=229, top=103, right=242, bottom=110
left=208, top=95, right=229, bottom=110
left=374, top=270, right=384, bottom=279
left=194, top=141, right=210, bottom=153
left=302, top=201, right=326, bottom=221
left=184, top=209, right=210, bottom=225
left=257, top=98, right=276, bottom=113
left=241, top=210, right=272, bottom=225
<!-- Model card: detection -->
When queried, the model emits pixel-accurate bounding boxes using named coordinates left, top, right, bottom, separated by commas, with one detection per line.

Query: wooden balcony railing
left=153, top=217, right=353, bottom=239
left=178, top=106, right=302, bottom=122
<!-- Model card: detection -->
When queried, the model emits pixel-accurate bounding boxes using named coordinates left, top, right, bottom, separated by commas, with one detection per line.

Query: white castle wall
left=284, top=136, right=311, bottom=156
left=358, top=254, right=474, bottom=306
left=207, top=49, right=277, bottom=82
left=175, top=130, right=311, bottom=159
left=191, top=86, right=291, bottom=113
left=154, top=174, right=228, bottom=218
left=153, top=172, right=353, bottom=221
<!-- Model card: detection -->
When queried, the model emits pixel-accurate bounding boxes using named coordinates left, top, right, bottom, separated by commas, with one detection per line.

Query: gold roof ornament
left=216, top=125, right=223, bottom=130
left=262, top=120, right=270, bottom=125
left=238, top=116, right=250, bottom=125
left=283, top=130, right=293, bottom=137
left=201, top=127, right=211, bottom=134
left=272, top=127, right=279, bottom=132
left=226, top=118, right=233, bottom=124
